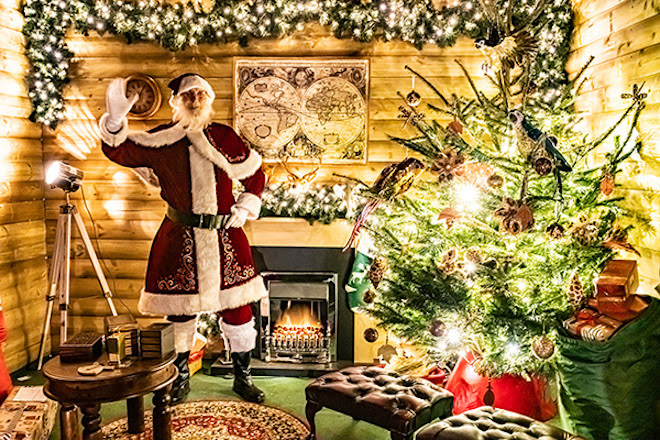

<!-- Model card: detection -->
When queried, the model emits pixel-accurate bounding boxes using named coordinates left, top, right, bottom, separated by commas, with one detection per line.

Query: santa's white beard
left=170, top=96, right=214, bottom=131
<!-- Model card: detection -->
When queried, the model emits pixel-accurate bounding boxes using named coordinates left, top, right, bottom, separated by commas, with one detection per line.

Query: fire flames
left=272, top=303, right=324, bottom=351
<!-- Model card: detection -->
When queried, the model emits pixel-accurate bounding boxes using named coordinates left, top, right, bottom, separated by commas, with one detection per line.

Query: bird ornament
left=343, top=158, right=425, bottom=252
left=508, top=109, right=572, bottom=176
left=475, top=25, right=538, bottom=73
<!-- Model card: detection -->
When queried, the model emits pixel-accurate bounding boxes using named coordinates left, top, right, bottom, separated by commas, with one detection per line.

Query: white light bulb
left=505, top=342, right=520, bottom=357
left=446, top=328, right=462, bottom=346
left=454, top=183, right=480, bottom=212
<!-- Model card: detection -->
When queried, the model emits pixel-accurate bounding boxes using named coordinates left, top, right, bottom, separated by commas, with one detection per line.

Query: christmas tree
left=362, top=4, right=650, bottom=377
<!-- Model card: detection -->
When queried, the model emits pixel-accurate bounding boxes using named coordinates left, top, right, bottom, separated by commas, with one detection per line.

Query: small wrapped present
left=596, top=259, right=639, bottom=298
left=588, top=295, right=649, bottom=322
left=563, top=308, right=623, bottom=341
left=188, top=333, right=206, bottom=376
left=580, top=323, right=616, bottom=342
left=0, top=387, right=58, bottom=440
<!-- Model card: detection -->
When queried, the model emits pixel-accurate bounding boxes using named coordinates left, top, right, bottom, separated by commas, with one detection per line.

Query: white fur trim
left=234, top=192, right=262, bottom=220
left=189, top=143, right=222, bottom=312
left=186, top=131, right=262, bottom=180
left=232, top=150, right=263, bottom=180
left=137, top=276, right=267, bottom=315
left=99, top=114, right=129, bottom=146
left=188, top=145, right=218, bottom=214
left=127, top=124, right=186, bottom=147
left=218, top=275, right=268, bottom=311
left=194, top=227, right=222, bottom=311
left=173, top=319, right=197, bottom=353
left=178, top=75, right=216, bottom=101
left=221, top=318, right=257, bottom=353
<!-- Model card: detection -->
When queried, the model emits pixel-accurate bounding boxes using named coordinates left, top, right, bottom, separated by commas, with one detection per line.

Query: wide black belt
left=166, top=206, right=230, bottom=230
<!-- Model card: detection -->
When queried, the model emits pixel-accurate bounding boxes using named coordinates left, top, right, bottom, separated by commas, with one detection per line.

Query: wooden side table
left=42, top=352, right=177, bottom=440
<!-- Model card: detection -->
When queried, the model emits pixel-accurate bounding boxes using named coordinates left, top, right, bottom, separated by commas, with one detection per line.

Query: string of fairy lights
left=21, top=0, right=573, bottom=128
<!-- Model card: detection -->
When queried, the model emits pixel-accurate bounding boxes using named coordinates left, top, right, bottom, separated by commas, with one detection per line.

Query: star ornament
left=621, top=83, right=647, bottom=104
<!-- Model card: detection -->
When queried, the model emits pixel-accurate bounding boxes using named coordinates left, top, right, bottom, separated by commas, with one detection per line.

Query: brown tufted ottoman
left=305, top=366, right=454, bottom=440
left=416, top=406, right=585, bottom=440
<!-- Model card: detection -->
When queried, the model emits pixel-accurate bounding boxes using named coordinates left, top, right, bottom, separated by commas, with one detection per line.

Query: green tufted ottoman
left=305, top=366, right=454, bottom=440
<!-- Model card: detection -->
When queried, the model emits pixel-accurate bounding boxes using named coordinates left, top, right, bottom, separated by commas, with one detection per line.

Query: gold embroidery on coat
left=220, top=230, right=255, bottom=285
left=157, top=227, right=196, bottom=291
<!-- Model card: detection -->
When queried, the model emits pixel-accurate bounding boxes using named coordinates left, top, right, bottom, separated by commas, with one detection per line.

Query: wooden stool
left=43, top=352, right=177, bottom=440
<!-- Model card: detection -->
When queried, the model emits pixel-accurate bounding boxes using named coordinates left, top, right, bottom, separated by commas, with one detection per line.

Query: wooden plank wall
left=43, top=25, right=486, bottom=340
left=0, top=0, right=48, bottom=371
left=568, top=0, right=660, bottom=294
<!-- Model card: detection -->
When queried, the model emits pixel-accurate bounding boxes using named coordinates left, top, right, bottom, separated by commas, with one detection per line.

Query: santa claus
left=99, top=73, right=267, bottom=403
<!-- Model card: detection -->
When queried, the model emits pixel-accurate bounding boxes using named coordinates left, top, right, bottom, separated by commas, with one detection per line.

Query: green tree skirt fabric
left=555, top=297, right=660, bottom=439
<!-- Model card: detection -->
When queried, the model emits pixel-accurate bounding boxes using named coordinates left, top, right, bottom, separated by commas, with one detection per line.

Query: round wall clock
left=125, top=74, right=162, bottom=119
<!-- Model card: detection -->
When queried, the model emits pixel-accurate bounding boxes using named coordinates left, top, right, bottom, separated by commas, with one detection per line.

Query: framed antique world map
left=234, top=59, right=369, bottom=164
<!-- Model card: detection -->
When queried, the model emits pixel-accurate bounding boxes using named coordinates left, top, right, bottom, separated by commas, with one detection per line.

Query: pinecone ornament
left=567, top=273, right=585, bottom=309
left=493, top=197, right=535, bottom=235
left=437, top=248, right=458, bottom=274
left=532, top=335, right=555, bottom=359
left=430, top=149, right=465, bottom=183
left=571, top=217, right=599, bottom=246
left=465, top=247, right=484, bottom=264
left=600, top=172, right=615, bottom=196
left=368, top=258, right=387, bottom=287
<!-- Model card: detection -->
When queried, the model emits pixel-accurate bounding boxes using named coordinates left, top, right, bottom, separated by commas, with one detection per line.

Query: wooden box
left=139, top=323, right=175, bottom=359
left=59, top=332, right=104, bottom=363
left=596, top=259, right=639, bottom=297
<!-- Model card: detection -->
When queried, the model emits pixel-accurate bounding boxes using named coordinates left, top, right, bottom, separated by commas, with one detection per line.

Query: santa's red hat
left=168, top=73, right=215, bottom=100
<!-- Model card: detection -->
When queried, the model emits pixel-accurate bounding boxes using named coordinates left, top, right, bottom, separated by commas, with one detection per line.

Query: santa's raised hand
left=104, top=78, right=139, bottom=133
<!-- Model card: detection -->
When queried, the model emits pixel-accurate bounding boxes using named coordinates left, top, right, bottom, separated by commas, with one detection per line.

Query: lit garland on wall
left=260, top=183, right=369, bottom=224
left=21, top=0, right=573, bottom=127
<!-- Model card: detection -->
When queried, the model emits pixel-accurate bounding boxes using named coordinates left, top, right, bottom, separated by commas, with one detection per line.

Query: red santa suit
left=98, top=115, right=268, bottom=348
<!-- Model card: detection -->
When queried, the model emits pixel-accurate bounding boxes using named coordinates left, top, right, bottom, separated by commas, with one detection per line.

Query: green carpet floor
left=12, top=364, right=392, bottom=440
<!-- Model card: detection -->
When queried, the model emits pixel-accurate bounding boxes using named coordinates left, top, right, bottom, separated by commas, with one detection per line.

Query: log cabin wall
left=568, top=0, right=660, bottom=294
left=44, top=25, right=485, bottom=341
left=0, top=0, right=48, bottom=371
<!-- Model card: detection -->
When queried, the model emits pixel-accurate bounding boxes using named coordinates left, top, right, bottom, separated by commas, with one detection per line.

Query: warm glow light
left=454, top=183, right=480, bottom=212
left=45, top=162, right=61, bottom=185
left=446, top=328, right=462, bottom=346
left=112, top=171, right=131, bottom=185
left=103, top=199, right=126, bottom=219
left=45, top=161, right=84, bottom=192
left=505, top=342, right=521, bottom=357
left=275, top=303, right=322, bottom=329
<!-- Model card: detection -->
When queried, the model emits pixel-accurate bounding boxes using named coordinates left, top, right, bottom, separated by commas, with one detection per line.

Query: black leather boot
left=170, top=351, right=191, bottom=404
left=231, top=351, right=265, bottom=403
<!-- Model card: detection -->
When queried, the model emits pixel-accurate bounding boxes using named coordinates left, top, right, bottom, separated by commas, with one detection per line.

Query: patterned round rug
left=101, top=400, right=310, bottom=440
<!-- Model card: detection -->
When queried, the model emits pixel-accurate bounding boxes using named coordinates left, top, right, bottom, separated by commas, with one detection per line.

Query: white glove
left=105, top=78, right=139, bottom=133
left=225, top=205, right=250, bottom=229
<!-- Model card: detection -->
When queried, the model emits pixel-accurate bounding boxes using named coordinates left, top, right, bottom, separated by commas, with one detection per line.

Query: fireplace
left=258, top=272, right=337, bottom=364
left=210, top=241, right=355, bottom=376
